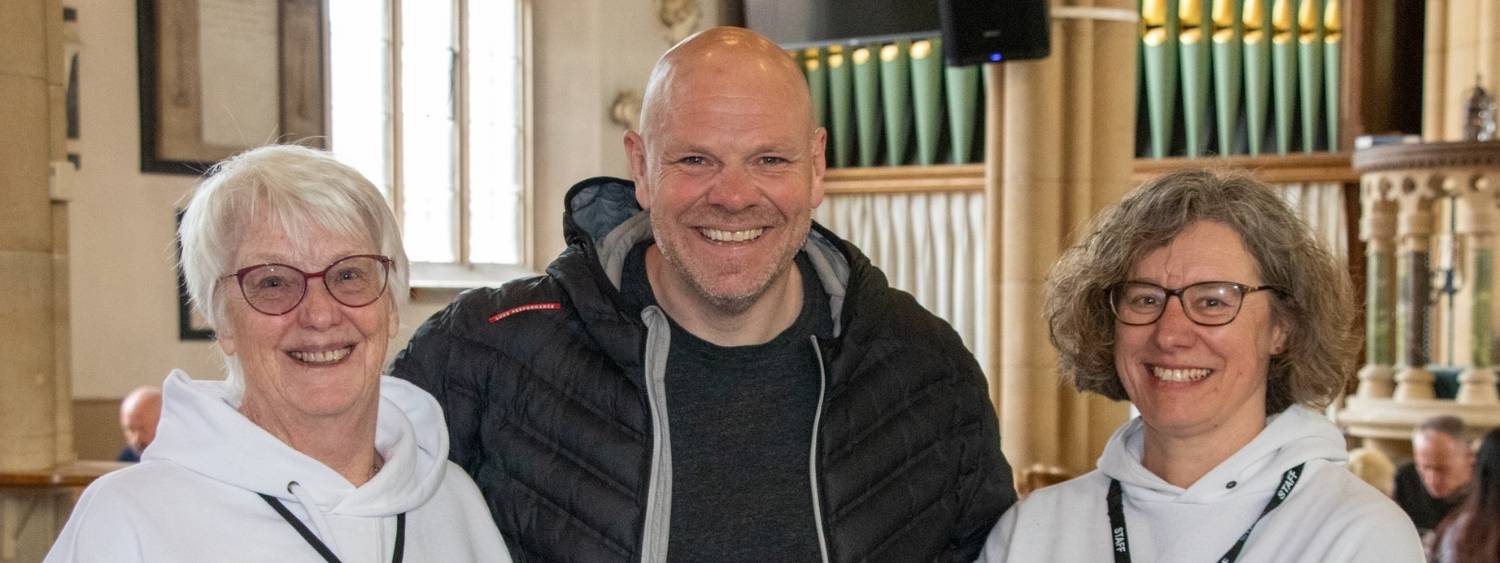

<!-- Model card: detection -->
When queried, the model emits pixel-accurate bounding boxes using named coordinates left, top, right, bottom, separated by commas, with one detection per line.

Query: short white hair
left=177, top=145, right=409, bottom=384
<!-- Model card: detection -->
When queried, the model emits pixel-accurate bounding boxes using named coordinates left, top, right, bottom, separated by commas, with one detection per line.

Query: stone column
left=53, top=201, right=73, bottom=464
left=1454, top=174, right=1500, bottom=404
left=0, top=0, right=62, bottom=472
left=996, top=47, right=1065, bottom=470
left=1393, top=175, right=1437, bottom=400
left=988, top=0, right=1136, bottom=473
left=1357, top=178, right=1397, bottom=398
left=0, top=0, right=66, bottom=559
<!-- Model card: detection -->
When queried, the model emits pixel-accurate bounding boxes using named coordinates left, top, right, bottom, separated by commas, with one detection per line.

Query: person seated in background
left=1394, top=415, right=1476, bottom=537
left=115, top=386, right=160, bottom=462
left=45, top=145, right=510, bottom=562
left=980, top=169, right=1422, bottom=562
left=1429, top=427, right=1500, bottom=563
left=1347, top=446, right=1397, bottom=497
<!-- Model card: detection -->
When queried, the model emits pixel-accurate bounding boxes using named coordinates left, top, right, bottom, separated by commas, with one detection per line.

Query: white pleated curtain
left=1277, top=182, right=1350, bottom=265
left=815, top=192, right=989, bottom=366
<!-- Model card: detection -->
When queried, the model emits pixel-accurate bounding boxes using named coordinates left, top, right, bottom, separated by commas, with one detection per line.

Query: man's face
left=1414, top=430, right=1475, bottom=499
left=627, top=63, right=827, bottom=314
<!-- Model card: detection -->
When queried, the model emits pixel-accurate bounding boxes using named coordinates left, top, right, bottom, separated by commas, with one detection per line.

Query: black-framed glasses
left=1108, top=281, right=1280, bottom=327
left=223, top=254, right=393, bottom=316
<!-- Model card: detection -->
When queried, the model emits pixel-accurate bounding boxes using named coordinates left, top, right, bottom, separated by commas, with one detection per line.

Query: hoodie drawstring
left=287, top=481, right=342, bottom=558
left=259, top=482, right=407, bottom=563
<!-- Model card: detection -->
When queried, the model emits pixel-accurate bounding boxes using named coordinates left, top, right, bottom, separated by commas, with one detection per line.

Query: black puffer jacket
left=394, top=177, right=1015, bottom=562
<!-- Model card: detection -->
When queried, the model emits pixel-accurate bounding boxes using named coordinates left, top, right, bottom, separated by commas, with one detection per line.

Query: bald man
left=397, top=27, right=1015, bottom=562
left=117, top=386, right=162, bottom=462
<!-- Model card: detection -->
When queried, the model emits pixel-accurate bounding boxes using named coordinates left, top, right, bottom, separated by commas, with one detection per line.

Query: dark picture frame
left=136, top=0, right=327, bottom=175
left=175, top=210, right=214, bottom=341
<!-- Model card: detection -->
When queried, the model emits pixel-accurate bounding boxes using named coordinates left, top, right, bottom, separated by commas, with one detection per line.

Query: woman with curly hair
left=980, top=169, right=1421, bottom=562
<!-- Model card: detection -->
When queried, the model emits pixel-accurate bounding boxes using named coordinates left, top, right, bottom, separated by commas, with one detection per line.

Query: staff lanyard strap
left=260, top=493, right=406, bottom=563
left=1106, top=463, right=1305, bottom=563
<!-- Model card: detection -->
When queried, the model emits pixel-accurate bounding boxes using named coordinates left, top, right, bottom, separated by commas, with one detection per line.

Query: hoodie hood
left=1097, top=405, right=1348, bottom=503
left=144, top=369, right=449, bottom=517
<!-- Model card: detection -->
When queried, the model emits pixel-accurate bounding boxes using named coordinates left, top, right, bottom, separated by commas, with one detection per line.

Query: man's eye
left=679, top=156, right=708, bottom=166
left=759, top=156, right=789, bottom=165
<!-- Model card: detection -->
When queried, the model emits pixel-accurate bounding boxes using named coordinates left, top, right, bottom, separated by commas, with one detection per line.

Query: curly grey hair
left=1044, top=169, right=1357, bottom=414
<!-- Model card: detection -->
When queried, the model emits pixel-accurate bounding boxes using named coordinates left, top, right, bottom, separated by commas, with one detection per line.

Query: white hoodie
left=979, top=406, right=1423, bottom=562
left=45, top=370, right=511, bottom=563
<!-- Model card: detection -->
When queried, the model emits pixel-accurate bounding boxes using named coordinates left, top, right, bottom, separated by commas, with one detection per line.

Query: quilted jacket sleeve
left=950, top=348, right=1017, bottom=561
left=391, top=301, right=487, bottom=473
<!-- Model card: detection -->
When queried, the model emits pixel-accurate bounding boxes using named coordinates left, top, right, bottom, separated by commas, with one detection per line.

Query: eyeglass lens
left=238, top=255, right=389, bottom=315
left=1112, top=282, right=1247, bottom=326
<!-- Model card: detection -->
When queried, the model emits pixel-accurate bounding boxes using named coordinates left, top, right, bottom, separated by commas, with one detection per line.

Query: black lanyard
left=1106, top=463, right=1305, bottom=563
left=260, top=493, right=406, bottom=563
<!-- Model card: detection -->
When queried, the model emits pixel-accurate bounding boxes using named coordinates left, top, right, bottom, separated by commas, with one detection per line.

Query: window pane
left=401, top=0, right=457, bottom=263
left=467, top=0, right=522, bottom=264
left=329, top=0, right=391, bottom=195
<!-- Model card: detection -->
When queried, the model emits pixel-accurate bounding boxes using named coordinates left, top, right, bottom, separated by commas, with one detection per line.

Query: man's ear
left=624, top=130, right=652, bottom=210
left=809, top=126, right=827, bottom=208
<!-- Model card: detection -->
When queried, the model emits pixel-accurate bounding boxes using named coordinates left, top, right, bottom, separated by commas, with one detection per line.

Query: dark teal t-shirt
left=621, top=241, right=830, bottom=561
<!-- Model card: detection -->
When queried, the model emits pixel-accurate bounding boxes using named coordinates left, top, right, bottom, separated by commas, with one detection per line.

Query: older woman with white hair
left=46, top=145, right=511, bottom=562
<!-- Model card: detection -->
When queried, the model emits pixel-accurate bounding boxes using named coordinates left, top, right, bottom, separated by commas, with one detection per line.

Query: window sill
left=409, top=262, right=538, bottom=290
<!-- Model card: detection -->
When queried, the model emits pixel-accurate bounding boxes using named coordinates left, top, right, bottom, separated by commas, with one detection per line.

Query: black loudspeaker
left=939, top=0, right=1051, bottom=66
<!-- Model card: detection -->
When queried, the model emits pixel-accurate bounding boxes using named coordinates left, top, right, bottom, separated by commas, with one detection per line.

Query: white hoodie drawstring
left=287, top=481, right=344, bottom=560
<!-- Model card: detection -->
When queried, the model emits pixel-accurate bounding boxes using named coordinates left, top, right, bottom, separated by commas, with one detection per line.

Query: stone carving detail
left=1340, top=142, right=1500, bottom=463
left=656, top=0, right=701, bottom=44
left=610, top=89, right=643, bottom=133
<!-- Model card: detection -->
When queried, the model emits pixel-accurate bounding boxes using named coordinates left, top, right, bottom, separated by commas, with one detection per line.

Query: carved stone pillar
left=1357, top=178, right=1397, bottom=398
left=1342, top=142, right=1500, bottom=459
left=1393, top=176, right=1437, bottom=400
left=1454, top=174, right=1500, bottom=405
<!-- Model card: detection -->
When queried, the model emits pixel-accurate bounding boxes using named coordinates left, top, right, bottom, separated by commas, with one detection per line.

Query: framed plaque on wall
left=136, top=0, right=326, bottom=175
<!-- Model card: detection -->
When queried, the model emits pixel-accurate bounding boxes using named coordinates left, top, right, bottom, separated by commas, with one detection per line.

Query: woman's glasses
left=223, top=254, right=393, bottom=316
left=1108, top=281, right=1280, bottom=326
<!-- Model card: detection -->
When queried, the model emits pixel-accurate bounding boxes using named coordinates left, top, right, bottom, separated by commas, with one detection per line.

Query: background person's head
left=119, top=386, right=162, bottom=455
left=624, top=26, right=827, bottom=316
left=1045, top=170, right=1357, bottom=431
left=177, top=144, right=409, bottom=421
left=1413, top=415, right=1476, bottom=499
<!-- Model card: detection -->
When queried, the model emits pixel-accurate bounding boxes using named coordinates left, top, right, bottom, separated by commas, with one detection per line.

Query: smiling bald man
left=396, top=27, right=1015, bottom=562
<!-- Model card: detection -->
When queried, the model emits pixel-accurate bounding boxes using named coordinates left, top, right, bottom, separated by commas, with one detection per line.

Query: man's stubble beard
left=652, top=214, right=812, bottom=316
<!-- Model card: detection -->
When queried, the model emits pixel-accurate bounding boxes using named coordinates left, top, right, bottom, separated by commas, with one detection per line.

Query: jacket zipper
left=808, top=336, right=831, bottom=563
left=639, top=307, right=673, bottom=563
